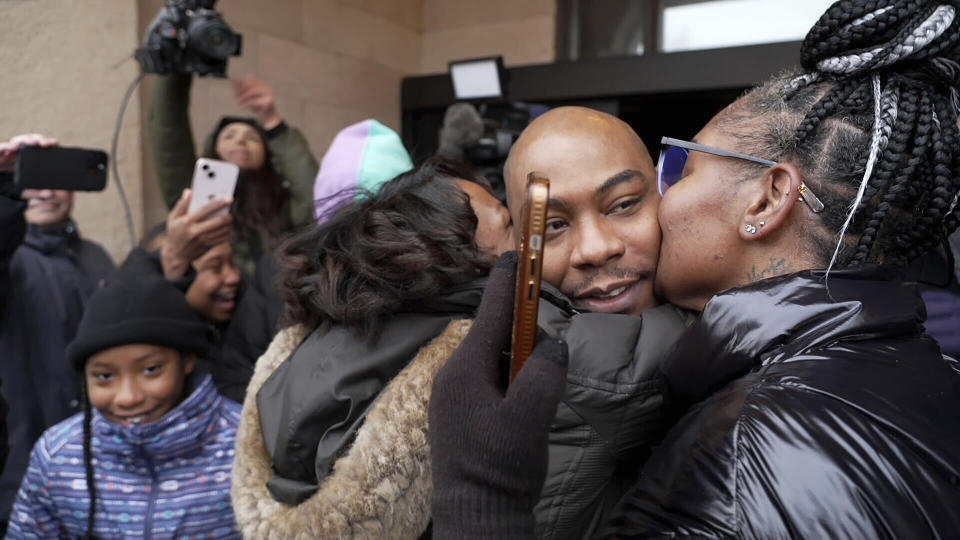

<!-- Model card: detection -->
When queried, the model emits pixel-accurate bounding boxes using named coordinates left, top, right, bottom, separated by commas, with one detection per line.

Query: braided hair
left=80, top=376, right=98, bottom=540
left=715, top=0, right=960, bottom=268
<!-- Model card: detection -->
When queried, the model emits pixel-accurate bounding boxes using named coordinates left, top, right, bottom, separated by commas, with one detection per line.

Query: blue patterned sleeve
left=5, top=438, right=62, bottom=539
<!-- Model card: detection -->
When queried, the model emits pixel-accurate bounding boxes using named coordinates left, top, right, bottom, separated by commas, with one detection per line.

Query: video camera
left=135, top=0, right=242, bottom=77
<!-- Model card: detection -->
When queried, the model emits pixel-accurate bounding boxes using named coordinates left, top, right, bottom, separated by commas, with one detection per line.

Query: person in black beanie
left=6, top=248, right=242, bottom=539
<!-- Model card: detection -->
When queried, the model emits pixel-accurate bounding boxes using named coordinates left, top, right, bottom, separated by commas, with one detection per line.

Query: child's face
left=85, top=344, right=196, bottom=427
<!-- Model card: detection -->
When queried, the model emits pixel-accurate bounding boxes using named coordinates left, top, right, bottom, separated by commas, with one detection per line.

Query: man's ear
left=739, top=162, right=803, bottom=241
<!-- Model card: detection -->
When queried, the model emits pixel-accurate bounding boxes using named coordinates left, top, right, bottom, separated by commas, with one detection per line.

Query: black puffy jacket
left=607, top=267, right=960, bottom=538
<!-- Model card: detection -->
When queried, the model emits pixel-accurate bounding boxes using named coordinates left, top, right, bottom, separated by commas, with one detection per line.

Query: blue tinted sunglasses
left=656, top=136, right=824, bottom=213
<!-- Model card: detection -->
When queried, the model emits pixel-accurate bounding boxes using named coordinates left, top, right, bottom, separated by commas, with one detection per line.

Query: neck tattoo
left=746, top=257, right=792, bottom=283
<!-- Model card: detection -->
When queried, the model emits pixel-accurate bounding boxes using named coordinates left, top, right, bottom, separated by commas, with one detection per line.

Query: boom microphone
left=437, top=103, right=484, bottom=161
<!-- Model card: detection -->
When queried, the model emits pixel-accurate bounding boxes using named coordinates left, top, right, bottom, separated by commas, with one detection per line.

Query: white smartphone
left=188, top=158, right=239, bottom=217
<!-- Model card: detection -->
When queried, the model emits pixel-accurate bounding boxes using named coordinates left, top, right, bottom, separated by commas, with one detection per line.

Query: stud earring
left=759, top=221, right=766, bottom=228
left=744, top=224, right=758, bottom=234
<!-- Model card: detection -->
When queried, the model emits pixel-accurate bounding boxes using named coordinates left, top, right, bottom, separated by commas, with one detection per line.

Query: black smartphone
left=14, top=146, right=108, bottom=192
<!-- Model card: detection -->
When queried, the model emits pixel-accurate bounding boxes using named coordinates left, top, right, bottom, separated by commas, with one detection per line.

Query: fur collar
left=231, top=319, right=472, bottom=539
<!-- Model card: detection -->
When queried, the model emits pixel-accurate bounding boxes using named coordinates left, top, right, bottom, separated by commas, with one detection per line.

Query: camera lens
left=202, top=163, right=210, bottom=171
left=207, top=171, right=215, bottom=178
left=187, top=15, right=240, bottom=60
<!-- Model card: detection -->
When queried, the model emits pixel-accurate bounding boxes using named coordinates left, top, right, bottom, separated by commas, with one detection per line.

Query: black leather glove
left=429, top=251, right=569, bottom=539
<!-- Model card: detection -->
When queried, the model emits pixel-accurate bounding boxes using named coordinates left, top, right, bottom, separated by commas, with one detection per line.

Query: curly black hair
left=275, top=157, right=495, bottom=340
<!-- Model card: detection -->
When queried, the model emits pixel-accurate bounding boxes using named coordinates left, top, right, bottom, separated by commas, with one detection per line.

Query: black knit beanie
left=66, top=249, right=212, bottom=371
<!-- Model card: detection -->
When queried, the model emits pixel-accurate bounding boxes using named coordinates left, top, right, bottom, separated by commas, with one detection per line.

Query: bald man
left=499, top=107, right=693, bottom=539
left=504, top=107, right=660, bottom=315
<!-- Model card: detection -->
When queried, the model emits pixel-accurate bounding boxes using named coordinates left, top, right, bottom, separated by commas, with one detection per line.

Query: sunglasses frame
left=658, top=136, right=824, bottom=214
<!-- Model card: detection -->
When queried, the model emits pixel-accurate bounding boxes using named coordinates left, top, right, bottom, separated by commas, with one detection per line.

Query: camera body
left=464, top=104, right=532, bottom=198
left=136, top=0, right=242, bottom=77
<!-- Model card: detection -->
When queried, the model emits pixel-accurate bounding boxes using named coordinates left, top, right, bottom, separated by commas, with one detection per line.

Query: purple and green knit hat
left=313, top=119, right=414, bottom=223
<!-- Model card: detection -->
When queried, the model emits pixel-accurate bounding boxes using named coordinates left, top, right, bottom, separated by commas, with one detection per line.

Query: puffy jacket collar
left=92, top=372, right=221, bottom=457
left=662, top=266, right=926, bottom=405
left=24, top=219, right=80, bottom=255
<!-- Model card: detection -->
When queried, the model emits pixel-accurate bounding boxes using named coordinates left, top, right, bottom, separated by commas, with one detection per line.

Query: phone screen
left=509, top=174, right=549, bottom=384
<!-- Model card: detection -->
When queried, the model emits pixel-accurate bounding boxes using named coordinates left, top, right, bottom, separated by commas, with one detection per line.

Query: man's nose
left=570, top=217, right=626, bottom=269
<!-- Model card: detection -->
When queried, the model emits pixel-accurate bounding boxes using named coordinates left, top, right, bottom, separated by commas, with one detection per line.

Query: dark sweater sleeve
left=0, top=179, right=26, bottom=316
left=147, top=73, right=198, bottom=209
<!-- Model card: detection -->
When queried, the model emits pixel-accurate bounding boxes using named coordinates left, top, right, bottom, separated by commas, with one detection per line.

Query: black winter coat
left=0, top=194, right=114, bottom=525
left=215, top=251, right=282, bottom=403
left=607, top=267, right=960, bottom=538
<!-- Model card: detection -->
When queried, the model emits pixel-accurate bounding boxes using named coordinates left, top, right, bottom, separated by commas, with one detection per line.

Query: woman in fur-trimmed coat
left=230, top=159, right=508, bottom=538
left=230, top=319, right=472, bottom=539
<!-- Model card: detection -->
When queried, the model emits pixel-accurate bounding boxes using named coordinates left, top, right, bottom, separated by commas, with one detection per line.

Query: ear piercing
left=759, top=221, right=765, bottom=228
left=745, top=224, right=758, bottom=234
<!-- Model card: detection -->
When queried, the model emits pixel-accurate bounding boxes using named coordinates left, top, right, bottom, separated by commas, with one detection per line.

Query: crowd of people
left=1, top=0, right=960, bottom=538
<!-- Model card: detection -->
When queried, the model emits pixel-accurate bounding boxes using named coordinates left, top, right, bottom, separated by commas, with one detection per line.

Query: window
left=660, top=0, right=836, bottom=53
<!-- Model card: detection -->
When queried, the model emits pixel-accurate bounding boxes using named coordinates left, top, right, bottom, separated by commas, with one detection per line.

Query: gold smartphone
left=509, top=174, right=550, bottom=384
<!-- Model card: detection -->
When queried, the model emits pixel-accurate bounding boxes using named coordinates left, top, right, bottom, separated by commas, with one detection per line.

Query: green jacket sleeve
left=147, top=73, right=197, bottom=210
left=265, top=125, right=319, bottom=229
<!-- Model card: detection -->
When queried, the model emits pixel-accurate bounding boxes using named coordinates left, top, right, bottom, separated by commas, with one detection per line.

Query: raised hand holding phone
left=160, top=188, right=233, bottom=279
left=509, top=174, right=549, bottom=384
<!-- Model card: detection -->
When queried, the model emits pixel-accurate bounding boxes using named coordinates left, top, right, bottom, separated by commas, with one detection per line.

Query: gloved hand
left=429, top=251, right=569, bottom=539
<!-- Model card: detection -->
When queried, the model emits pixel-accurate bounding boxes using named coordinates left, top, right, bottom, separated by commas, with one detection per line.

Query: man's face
left=21, top=189, right=73, bottom=226
left=185, top=242, right=241, bottom=323
left=505, top=109, right=660, bottom=316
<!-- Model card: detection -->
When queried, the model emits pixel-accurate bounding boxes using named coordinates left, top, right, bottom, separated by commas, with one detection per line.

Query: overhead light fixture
left=449, top=56, right=506, bottom=101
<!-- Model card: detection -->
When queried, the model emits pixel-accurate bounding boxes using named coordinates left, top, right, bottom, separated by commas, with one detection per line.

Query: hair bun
left=801, top=0, right=960, bottom=76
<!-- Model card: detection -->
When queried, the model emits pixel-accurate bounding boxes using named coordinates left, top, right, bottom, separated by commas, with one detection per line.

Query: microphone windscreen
left=437, top=103, right=484, bottom=161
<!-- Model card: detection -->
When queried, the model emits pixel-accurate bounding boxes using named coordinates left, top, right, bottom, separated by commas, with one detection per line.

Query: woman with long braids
left=6, top=250, right=241, bottom=539
left=425, top=1, right=960, bottom=537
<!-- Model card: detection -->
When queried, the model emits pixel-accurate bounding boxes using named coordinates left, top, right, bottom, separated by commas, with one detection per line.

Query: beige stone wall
left=421, top=0, right=555, bottom=73
left=1, top=0, right=557, bottom=260
left=0, top=0, right=145, bottom=263
left=136, top=0, right=423, bottom=233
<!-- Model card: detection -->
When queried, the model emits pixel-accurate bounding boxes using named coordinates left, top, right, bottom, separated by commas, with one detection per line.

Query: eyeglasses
left=657, top=136, right=824, bottom=214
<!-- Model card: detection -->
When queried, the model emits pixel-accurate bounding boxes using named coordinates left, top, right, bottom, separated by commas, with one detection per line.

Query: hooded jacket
left=256, top=280, right=486, bottom=506
left=147, top=73, right=319, bottom=276
left=6, top=373, right=242, bottom=539
left=0, top=193, right=113, bottom=526
left=231, top=319, right=473, bottom=539
left=607, top=268, right=960, bottom=538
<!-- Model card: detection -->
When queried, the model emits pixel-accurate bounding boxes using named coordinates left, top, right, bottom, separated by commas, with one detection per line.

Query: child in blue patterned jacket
left=6, top=249, right=241, bottom=539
